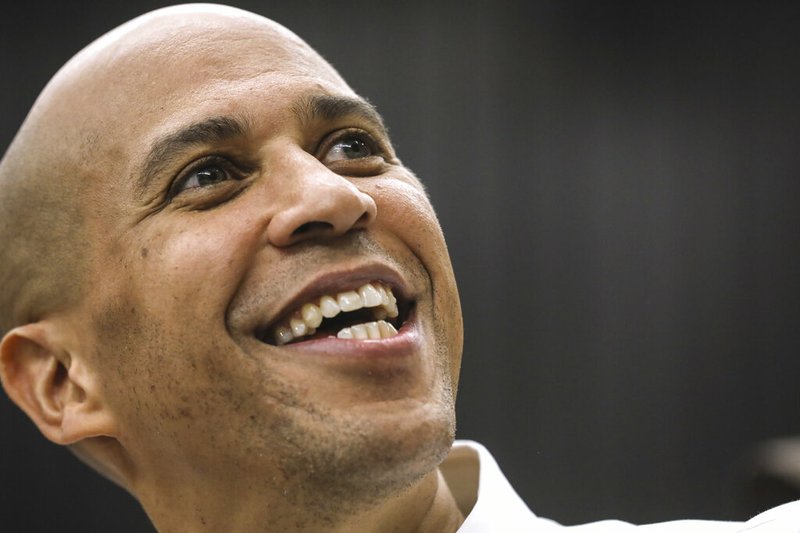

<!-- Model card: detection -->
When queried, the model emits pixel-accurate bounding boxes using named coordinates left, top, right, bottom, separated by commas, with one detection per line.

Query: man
left=0, top=4, right=796, bottom=532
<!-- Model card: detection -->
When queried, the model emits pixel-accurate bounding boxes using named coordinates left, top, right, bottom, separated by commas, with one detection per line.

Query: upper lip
left=256, top=262, right=414, bottom=335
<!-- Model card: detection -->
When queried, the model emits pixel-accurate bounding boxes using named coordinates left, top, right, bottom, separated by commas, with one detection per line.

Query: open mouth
left=256, top=281, right=412, bottom=346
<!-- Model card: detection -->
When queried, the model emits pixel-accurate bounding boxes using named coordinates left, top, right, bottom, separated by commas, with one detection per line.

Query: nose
left=266, top=151, right=378, bottom=247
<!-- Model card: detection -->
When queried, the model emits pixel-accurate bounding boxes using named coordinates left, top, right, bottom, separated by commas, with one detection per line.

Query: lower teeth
left=336, top=320, right=398, bottom=340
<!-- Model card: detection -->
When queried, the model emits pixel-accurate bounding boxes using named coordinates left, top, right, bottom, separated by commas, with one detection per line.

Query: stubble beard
left=258, top=370, right=457, bottom=528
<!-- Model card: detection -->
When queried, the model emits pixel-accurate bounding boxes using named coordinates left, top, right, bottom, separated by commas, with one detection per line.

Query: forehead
left=65, top=9, right=354, bottom=166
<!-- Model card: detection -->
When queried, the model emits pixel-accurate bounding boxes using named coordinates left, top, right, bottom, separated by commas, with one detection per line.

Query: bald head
left=0, top=4, right=348, bottom=335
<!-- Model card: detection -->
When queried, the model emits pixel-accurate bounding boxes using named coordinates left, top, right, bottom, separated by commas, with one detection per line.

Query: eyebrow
left=292, top=94, right=387, bottom=134
left=137, top=115, right=251, bottom=194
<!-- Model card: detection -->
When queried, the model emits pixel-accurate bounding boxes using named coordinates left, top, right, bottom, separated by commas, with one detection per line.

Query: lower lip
left=278, top=316, right=420, bottom=360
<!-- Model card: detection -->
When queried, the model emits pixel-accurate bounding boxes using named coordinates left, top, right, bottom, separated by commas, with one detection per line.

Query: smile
left=258, top=281, right=409, bottom=346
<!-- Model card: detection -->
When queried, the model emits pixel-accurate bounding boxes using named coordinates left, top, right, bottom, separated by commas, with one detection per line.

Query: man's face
left=64, top=9, right=462, bottom=498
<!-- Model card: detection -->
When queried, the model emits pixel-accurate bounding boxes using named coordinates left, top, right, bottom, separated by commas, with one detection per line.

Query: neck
left=138, top=468, right=464, bottom=533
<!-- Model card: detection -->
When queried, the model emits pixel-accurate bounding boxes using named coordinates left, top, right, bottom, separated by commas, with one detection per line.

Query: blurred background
left=2, top=1, right=799, bottom=530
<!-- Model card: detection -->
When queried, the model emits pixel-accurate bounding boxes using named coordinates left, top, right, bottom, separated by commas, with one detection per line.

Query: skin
left=0, top=4, right=464, bottom=533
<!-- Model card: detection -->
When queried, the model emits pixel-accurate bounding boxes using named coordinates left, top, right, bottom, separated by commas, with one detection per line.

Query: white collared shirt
left=441, top=440, right=800, bottom=532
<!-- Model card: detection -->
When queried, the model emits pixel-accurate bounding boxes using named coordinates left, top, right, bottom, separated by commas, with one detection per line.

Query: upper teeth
left=272, top=282, right=399, bottom=345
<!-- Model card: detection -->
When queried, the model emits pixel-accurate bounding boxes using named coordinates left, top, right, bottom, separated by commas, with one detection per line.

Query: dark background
left=2, top=1, right=799, bottom=530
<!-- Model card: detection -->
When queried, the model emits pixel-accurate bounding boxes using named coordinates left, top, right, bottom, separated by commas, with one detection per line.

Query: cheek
left=374, top=180, right=447, bottom=256
left=87, top=279, right=266, bottom=450
left=86, top=215, right=265, bottom=417
left=135, top=217, right=261, bottom=320
left=373, top=180, right=464, bottom=384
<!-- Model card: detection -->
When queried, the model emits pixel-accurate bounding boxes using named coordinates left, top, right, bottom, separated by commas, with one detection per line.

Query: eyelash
left=316, top=128, right=386, bottom=166
left=168, top=155, right=251, bottom=200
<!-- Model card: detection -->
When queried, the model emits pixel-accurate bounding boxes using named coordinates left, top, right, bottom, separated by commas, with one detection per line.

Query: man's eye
left=336, top=136, right=372, bottom=159
left=321, top=132, right=379, bottom=165
left=169, top=157, right=246, bottom=199
left=182, top=165, right=229, bottom=189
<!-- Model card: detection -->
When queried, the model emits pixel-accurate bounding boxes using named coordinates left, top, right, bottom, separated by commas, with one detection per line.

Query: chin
left=273, top=384, right=456, bottom=516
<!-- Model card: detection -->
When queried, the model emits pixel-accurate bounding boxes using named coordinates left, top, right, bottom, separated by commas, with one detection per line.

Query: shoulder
left=448, top=440, right=800, bottom=532
left=564, top=498, right=800, bottom=532
left=737, top=499, right=800, bottom=531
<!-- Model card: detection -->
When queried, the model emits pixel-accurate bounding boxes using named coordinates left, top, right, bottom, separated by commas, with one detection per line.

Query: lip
left=254, top=261, right=415, bottom=339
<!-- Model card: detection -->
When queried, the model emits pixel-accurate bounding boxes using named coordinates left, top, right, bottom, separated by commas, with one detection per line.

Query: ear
left=0, top=322, right=116, bottom=445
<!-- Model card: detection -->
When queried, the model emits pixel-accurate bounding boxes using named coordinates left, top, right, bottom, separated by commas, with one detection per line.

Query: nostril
left=292, top=220, right=334, bottom=236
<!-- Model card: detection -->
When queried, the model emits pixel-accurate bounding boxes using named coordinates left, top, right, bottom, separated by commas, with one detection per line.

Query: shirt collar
left=440, top=440, right=554, bottom=531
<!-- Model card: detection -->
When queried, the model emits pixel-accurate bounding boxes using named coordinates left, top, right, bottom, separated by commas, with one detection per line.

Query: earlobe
left=0, top=322, right=116, bottom=445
